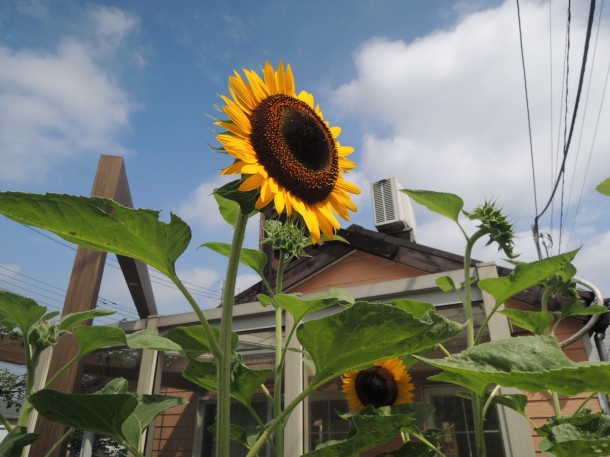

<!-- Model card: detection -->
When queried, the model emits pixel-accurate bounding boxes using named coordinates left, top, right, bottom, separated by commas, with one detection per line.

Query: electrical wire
left=533, top=0, right=597, bottom=257
left=516, top=0, right=539, bottom=222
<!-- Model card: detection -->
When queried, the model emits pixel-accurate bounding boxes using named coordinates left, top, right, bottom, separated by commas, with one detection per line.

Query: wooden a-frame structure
left=26, top=155, right=159, bottom=457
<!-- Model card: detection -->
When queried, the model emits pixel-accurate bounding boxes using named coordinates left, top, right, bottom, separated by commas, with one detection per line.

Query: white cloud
left=331, top=0, right=610, bottom=294
left=0, top=6, right=140, bottom=185
left=178, top=175, right=233, bottom=232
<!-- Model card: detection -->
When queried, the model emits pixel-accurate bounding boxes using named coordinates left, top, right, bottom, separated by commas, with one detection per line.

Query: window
left=423, top=385, right=507, bottom=457
left=308, top=393, right=350, bottom=451
left=199, top=397, right=272, bottom=457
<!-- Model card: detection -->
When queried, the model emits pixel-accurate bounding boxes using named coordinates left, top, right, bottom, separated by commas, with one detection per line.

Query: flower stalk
left=217, top=211, right=249, bottom=457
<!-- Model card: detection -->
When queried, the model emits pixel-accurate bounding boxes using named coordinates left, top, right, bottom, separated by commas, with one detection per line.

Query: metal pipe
left=559, top=276, right=605, bottom=348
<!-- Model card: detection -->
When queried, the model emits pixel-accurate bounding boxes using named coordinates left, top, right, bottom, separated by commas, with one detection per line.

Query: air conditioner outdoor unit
left=371, top=177, right=417, bottom=241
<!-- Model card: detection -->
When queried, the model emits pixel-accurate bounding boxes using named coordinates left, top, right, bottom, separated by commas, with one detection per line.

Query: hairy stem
left=274, top=251, right=287, bottom=456
left=217, top=211, right=249, bottom=457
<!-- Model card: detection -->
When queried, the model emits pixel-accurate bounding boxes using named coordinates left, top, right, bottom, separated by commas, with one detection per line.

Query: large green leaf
left=0, top=426, right=39, bottom=457
left=59, top=309, right=116, bottom=332
left=537, top=412, right=610, bottom=457
left=298, top=302, right=463, bottom=386
left=0, top=192, right=191, bottom=278
left=121, top=394, right=188, bottom=450
left=125, top=329, right=182, bottom=352
left=163, top=325, right=237, bottom=358
left=478, top=250, right=578, bottom=306
left=275, top=294, right=339, bottom=323
left=72, top=325, right=127, bottom=358
left=29, top=389, right=138, bottom=443
left=596, top=177, right=610, bottom=196
left=423, top=335, right=610, bottom=396
left=401, top=190, right=464, bottom=222
left=183, top=358, right=272, bottom=406
left=202, top=242, right=267, bottom=278
left=303, top=404, right=429, bottom=456
left=0, top=290, right=47, bottom=335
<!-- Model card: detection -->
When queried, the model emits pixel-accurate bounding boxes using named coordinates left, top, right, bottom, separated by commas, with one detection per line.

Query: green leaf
left=214, top=192, right=241, bottom=227
left=59, top=309, right=116, bottom=332
left=202, top=242, right=267, bottom=278
left=304, top=405, right=421, bottom=456
left=0, top=426, right=39, bottom=457
left=401, top=189, right=464, bottom=222
left=72, top=326, right=127, bottom=358
left=0, top=290, right=47, bottom=335
left=29, top=389, right=138, bottom=443
left=214, top=179, right=258, bottom=216
left=596, top=178, right=610, bottom=196
left=257, top=294, right=275, bottom=307
left=478, top=250, right=578, bottom=306
left=500, top=308, right=554, bottom=335
left=0, top=192, right=191, bottom=278
left=125, top=329, right=182, bottom=352
left=310, top=288, right=355, bottom=304
left=423, top=335, right=610, bottom=396
left=275, top=294, right=339, bottom=323
left=490, top=393, right=529, bottom=417
left=121, top=394, right=188, bottom=451
left=298, top=302, right=463, bottom=386
left=436, top=275, right=457, bottom=292
left=560, top=299, right=608, bottom=321
left=183, top=358, right=272, bottom=406
left=387, top=300, right=435, bottom=319
left=537, top=412, right=610, bottom=457
left=163, top=326, right=237, bottom=358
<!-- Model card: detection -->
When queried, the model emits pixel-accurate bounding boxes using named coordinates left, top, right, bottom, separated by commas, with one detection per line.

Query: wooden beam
left=30, top=155, right=156, bottom=456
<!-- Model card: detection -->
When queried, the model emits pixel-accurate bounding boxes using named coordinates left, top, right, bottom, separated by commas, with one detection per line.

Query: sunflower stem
left=274, top=251, right=287, bottom=457
left=217, top=211, right=248, bottom=457
left=464, top=229, right=486, bottom=349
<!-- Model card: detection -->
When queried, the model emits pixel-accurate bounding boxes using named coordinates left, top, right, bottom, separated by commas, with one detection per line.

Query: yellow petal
left=329, top=126, right=341, bottom=139
left=239, top=174, right=264, bottom=191
left=297, top=90, right=314, bottom=108
left=284, top=64, right=296, bottom=97
left=274, top=190, right=286, bottom=214
left=264, top=61, right=278, bottom=94
left=221, top=161, right=246, bottom=175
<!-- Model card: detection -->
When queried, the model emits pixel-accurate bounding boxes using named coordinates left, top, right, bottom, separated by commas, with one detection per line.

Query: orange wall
left=151, top=387, right=199, bottom=457
left=290, top=251, right=426, bottom=294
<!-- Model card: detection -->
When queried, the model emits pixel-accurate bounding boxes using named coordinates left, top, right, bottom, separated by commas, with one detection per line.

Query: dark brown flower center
left=354, top=366, right=398, bottom=408
left=249, top=94, right=339, bottom=204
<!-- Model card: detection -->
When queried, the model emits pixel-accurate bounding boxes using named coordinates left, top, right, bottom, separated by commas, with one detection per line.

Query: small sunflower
left=216, top=61, right=360, bottom=243
left=342, top=357, right=415, bottom=412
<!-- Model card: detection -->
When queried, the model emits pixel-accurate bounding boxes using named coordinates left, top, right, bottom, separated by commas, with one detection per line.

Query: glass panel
left=308, top=396, right=349, bottom=451
left=429, top=394, right=506, bottom=457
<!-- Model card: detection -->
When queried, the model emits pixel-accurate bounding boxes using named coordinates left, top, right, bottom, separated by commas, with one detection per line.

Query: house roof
left=235, top=224, right=591, bottom=313
left=236, top=224, right=477, bottom=305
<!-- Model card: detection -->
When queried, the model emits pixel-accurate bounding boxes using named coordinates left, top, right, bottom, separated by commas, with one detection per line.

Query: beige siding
left=291, top=251, right=426, bottom=294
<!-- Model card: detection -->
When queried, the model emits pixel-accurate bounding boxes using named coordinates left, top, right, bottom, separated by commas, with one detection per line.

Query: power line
left=515, top=0, right=539, bottom=224
left=533, top=0, right=597, bottom=258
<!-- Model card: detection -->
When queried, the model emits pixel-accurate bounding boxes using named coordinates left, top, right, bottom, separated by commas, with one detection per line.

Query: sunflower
left=342, top=357, right=415, bottom=412
left=216, top=61, right=360, bottom=243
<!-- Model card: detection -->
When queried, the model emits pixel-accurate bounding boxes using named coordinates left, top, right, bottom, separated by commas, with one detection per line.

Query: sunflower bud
left=28, top=320, right=60, bottom=350
left=464, top=201, right=517, bottom=259
left=263, top=219, right=310, bottom=261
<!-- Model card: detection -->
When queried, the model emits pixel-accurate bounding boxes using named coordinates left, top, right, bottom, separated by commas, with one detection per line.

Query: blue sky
left=1, top=0, right=609, bottom=322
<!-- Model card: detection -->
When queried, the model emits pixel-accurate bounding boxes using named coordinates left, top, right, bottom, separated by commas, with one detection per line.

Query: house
left=134, top=221, right=605, bottom=456
left=3, top=156, right=606, bottom=456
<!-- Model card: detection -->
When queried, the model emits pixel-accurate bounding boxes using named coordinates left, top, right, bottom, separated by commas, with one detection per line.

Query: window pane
left=429, top=394, right=506, bottom=457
